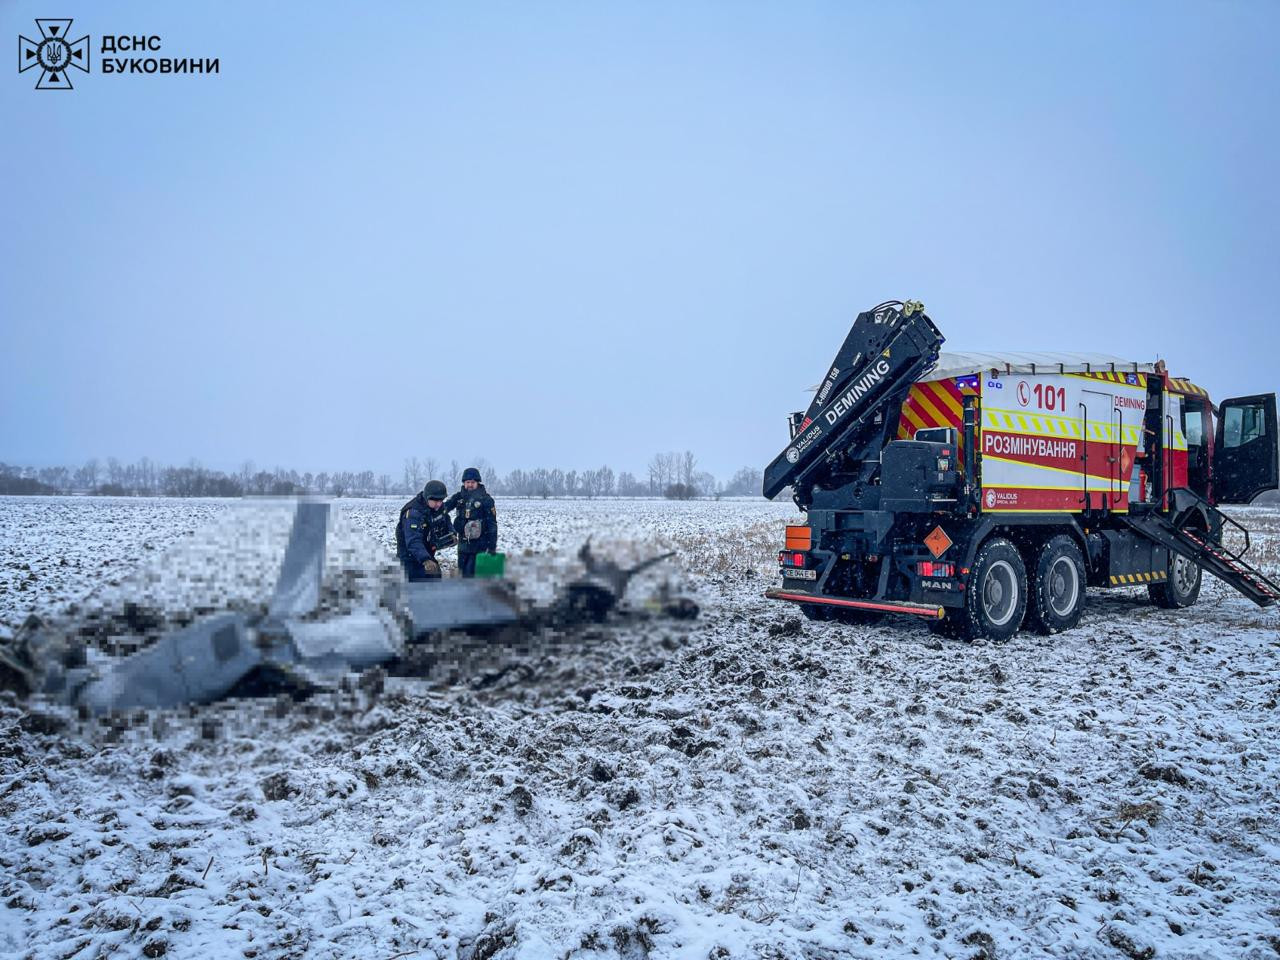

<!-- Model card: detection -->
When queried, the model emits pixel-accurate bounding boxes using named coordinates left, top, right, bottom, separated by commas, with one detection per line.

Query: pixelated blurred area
left=0, top=498, right=701, bottom=717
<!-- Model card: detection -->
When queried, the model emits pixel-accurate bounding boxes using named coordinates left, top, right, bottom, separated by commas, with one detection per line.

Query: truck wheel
left=1148, top=552, right=1202, bottom=609
left=1027, top=535, right=1086, bottom=634
left=953, top=538, right=1027, bottom=641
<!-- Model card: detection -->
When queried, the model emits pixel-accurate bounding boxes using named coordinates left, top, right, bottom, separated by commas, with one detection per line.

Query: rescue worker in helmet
left=396, top=480, right=457, bottom=581
left=444, top=466, right=498, bottom=578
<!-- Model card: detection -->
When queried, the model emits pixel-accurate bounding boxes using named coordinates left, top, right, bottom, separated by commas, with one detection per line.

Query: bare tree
left=680, top=450, right=697, bottom=487
left=404, top=456, right=422, bottom=492
left=77, top=458, right=99, bottom=491
left=648, top=453, right=674, bottom=495
left=136, top=457, right=155, bottom=495
left=724, top=466, right=763, bottom=497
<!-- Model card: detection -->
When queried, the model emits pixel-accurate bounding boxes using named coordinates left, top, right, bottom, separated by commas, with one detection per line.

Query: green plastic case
left=474, top=551, right=506, bottom=578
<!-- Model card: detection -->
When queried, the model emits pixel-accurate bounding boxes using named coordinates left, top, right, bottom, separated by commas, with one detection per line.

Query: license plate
left=783, top=568, right=817, bottom=580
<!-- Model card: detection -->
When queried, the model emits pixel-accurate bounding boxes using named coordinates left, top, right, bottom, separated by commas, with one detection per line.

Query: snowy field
left=2, top=495, right=1279, bottom=959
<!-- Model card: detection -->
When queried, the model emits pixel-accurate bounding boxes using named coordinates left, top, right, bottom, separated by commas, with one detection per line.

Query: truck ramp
left=1123, top=510, right=1280, bottom=607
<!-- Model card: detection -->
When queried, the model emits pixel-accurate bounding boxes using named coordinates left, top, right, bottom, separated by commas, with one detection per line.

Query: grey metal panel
left=286, top=610, right=403, bottom=674
left=402, top=580, right=523, bottom=635
left=267, top=500, right=329, bottom=622
left=76, top=613, right=260, bottom=714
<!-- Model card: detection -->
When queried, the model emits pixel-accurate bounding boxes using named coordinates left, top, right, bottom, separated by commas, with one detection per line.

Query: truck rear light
left=917, top=561, right=955, bottom=578
left=784, top=525, right=811, bottom=550
left=778, top=551, right=807, bottom=567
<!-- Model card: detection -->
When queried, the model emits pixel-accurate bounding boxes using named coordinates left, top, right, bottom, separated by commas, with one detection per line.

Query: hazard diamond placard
left=924, top=525, right=952, bottom=559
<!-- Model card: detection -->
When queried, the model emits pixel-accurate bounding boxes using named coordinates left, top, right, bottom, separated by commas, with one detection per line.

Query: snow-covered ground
left=1, top=496, right=1278, bottom=959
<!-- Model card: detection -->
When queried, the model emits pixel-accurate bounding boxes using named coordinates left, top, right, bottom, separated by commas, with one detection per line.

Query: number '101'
left=1034, top=384, right=1067, bottom=410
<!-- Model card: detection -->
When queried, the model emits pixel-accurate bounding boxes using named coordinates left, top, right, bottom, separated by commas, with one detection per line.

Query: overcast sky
left=3, top=1, right=1277, bottom=481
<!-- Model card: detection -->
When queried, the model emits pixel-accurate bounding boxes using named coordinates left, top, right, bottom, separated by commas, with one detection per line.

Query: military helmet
left=461, top=466, right=482, bottom=483
left=423, top=480, right=447, bottom=500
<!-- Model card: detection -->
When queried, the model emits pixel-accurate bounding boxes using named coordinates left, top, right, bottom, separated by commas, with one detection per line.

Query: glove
left=422, top=559, right=441, bottom=578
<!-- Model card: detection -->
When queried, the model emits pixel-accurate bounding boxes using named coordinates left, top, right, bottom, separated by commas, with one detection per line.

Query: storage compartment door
left=1081, top=388, right=1121, bottom=509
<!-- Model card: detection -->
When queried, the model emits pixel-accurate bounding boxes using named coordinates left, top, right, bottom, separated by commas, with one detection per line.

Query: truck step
left=765, top=589, right=945, bottom=620
left=1122, top=501, right=1280, bottom=608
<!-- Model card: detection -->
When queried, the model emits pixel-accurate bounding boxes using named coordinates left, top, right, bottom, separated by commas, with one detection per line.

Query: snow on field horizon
left=2, top=496, right=1278, bottom=959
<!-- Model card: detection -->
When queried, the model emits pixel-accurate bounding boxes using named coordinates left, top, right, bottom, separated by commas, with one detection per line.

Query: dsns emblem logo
left=19, top=19, right=90, bottom=89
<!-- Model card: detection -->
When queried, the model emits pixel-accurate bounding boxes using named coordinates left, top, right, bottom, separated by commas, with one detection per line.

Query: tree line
left=0, top=456, right=766, bottom=500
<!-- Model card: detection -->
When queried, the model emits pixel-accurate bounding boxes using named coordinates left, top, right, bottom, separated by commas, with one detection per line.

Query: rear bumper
left=765, top=589, right=945, bottom=620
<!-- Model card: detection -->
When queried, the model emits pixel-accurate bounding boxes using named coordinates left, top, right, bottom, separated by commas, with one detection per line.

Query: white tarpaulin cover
left=810, top=352, right=1156, bottom=392
left=923, top=351, right=1155, bottom=382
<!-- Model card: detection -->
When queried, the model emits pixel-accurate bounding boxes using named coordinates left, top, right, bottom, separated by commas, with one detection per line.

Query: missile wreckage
left=0, top=501, right=695, bottom=714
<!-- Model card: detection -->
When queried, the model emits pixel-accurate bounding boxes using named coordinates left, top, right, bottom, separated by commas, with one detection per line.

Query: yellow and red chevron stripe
left=1065, top=370, right=1147, bottom=388
left=1067, top=369, right=1205, bottom=396
left=897, top=377, right=974, bottom=439
left=1168, top=378, right=1207, bottom=396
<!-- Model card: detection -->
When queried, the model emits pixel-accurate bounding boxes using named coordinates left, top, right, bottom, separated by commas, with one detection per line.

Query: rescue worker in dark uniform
left=444, top=466, right=498, bottom=578
left=396, top=480, right=457, bottom=581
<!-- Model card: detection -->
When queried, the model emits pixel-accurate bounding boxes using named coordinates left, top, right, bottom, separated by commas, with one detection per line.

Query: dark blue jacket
left=446, top=484, right=498, bottom=553
left=396, top=494, right=453, bottom=564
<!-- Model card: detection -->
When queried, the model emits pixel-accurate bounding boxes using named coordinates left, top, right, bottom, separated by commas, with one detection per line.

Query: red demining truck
left=763, top=300, right=1279, bottom=640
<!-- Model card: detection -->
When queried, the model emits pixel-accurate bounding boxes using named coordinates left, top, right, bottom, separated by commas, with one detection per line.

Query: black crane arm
left=762, top=301, right=945, bottom=502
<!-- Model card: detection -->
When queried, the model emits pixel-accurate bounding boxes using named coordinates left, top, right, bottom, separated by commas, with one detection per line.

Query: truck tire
left=1148, top=552, right=1202, bottom=609
left=951, top=537, right=1028, bottom=641
left=1027, top=535, right=1086, bottom=634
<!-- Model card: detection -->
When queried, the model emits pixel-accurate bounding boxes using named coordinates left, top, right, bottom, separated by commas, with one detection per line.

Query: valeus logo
left=18, top=18, right=90, bottom=90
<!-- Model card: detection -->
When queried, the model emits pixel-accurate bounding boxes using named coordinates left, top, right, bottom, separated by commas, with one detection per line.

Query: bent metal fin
left=267, top=500, right=330, bottom=623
